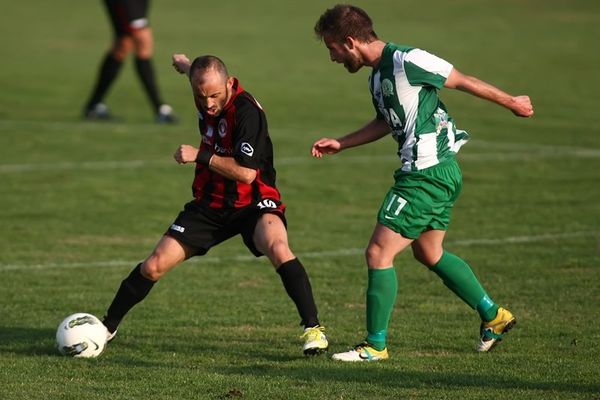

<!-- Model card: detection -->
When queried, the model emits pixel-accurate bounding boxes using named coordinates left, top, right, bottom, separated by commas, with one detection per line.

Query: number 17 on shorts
left=383, top=193, right=407, bottom=218
left=377, top=191, right=411, bottom=235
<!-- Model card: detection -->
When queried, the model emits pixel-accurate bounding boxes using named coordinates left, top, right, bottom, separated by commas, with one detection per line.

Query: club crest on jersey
left=382, top=79, right=394, bottom=97
left=218, top=119, right=228, bottom=138
left=241, top=142, right=254, bottom=157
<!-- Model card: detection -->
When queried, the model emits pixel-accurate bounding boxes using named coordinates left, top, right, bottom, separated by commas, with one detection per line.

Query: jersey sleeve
left=232, top=97, right=267, bottom=169
left=403, top=49, right=453, bottom=89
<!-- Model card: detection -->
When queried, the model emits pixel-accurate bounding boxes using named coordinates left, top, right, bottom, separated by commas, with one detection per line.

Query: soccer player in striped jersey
left=311, top=4, right=533, bottom=361
left=101, top=54, right=328, bottom=356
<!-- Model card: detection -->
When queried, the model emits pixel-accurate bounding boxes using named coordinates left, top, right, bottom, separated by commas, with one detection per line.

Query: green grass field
left=1, top=0, right=599, bottom=399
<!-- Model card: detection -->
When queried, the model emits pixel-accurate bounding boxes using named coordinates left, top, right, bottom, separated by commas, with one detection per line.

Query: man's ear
left=344, top=36, right=356, bottom=50
left=226, top=76, right=235, bottom=90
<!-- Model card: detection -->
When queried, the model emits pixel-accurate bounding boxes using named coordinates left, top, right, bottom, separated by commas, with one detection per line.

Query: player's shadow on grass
left=0, top=326, right=57, bottom=356
left=214, top=363, right=600, bottom=396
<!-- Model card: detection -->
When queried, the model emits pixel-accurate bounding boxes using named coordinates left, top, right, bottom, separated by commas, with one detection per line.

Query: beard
left=343, top=55, right=362, bottom=73
left=205, top=86, right=231, bottom=116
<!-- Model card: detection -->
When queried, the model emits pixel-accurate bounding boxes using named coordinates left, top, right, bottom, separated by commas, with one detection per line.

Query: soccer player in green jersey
left=311, top=4, right=534, bottom=361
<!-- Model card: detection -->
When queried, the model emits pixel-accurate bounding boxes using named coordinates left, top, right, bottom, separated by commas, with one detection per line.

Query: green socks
left=363, top=252, right=498, bottom=351
left=366, top=267, right=398, bottom=351
left=431, top=251, right=499, bottom=322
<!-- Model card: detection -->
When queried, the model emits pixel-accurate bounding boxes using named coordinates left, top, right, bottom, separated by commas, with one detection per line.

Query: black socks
left=103, top=263, right=155, bottom=333
left=86, top=53, right=122, bottom=110
left=276, top=258, right=320, bottom=328
left=134, top=57, right=162, bottom=112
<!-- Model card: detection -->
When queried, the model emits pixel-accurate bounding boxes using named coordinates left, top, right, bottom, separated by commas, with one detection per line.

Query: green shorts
left=377, top=157, right=462, bottom=239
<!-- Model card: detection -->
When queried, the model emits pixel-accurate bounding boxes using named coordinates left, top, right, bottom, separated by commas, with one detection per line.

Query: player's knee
left=135, top=47, right=153, bottom=59
left=140, top=255, right=167, bottom=281
left=413, top=248, right=442, bottom=267
left=111, top=39, right=133, bottom=60
left=365, top=243, right=388, bottom=267
left=265, top=239, right=293, bottom=265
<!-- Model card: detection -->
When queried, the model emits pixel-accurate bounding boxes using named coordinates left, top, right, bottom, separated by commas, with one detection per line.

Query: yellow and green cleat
left=332, top=342, right=389, bottom=362
left=477, top=307, right=516, bottom=352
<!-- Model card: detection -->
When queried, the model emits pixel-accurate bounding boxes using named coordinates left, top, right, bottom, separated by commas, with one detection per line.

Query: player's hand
left=174, top=144, right=198, bottom=164
left=509, top=95, right=534, bottom=118
left=311, top=138, right=342, bottom=158
left=172, top=54, right=191, bottom=74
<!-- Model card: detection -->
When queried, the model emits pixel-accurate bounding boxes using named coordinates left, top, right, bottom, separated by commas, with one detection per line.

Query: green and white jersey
left=369, top=42, right=469, bottom=171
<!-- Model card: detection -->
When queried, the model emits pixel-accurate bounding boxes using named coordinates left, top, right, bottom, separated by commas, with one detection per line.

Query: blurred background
left=0, top=1, right=598, bottom=399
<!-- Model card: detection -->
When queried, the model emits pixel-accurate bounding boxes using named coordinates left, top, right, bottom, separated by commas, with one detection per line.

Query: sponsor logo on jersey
left=382, top=79, right=394, bottom=97
left=215, top=144, right=233, bottom=155
left=170, top=224, right=185, bottom=233
left=241, top=142, right=254, bottom=157
left=218, top=119, right=228, bottom=138
left=434, top=107, right=449, bottom=133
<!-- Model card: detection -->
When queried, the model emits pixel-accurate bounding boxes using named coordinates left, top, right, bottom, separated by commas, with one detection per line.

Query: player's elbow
left=239, top=169, right=257, bottom=185
left=444, top=68, right=467, bottom=90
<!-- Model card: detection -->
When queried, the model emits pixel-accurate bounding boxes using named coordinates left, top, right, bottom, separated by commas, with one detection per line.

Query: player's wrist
left=195, top=149, right=213, bottom=166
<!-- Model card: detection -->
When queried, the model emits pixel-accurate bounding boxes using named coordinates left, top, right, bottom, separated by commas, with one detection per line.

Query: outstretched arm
left=444, top=68, right=534, bottom=117
left=172, top=54, right=191, bottom=75
left=311, top=118, right=390, bottom=158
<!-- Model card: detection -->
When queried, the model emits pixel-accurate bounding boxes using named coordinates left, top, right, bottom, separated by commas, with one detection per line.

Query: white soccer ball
left=56, top=313, right=108, bottom=358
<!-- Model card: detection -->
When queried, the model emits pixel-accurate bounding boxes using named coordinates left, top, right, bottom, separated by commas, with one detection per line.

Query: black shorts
left=104, top=0, right=150, bottom=37
left=165, top=199, right=287, bottom=258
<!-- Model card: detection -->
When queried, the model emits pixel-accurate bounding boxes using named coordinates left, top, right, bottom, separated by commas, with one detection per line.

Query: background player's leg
left=84, top=37, right=133, bottom=118
left=131, top=27, right=176, bottom=123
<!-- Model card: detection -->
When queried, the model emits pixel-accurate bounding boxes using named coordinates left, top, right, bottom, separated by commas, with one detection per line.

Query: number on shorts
left=385, top=194, right=407, bottom=216
left=257, top=199, right=277, bottom=209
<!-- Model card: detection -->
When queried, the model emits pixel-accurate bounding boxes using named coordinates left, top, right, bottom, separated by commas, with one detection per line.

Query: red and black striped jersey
left=192, top=78, right=283, bottom=210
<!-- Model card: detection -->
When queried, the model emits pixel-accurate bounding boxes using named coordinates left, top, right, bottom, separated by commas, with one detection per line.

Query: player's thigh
left=131, top=27, right=153, bottom=57
left=252, top=212, right=294, bottom=266
left=142, top=235, right=192, bottom=280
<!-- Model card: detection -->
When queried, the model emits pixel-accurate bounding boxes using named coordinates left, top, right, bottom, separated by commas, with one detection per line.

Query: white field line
left=1, top=140, right=600, bottom=174
left=0, top=230, right=596, bottom=272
